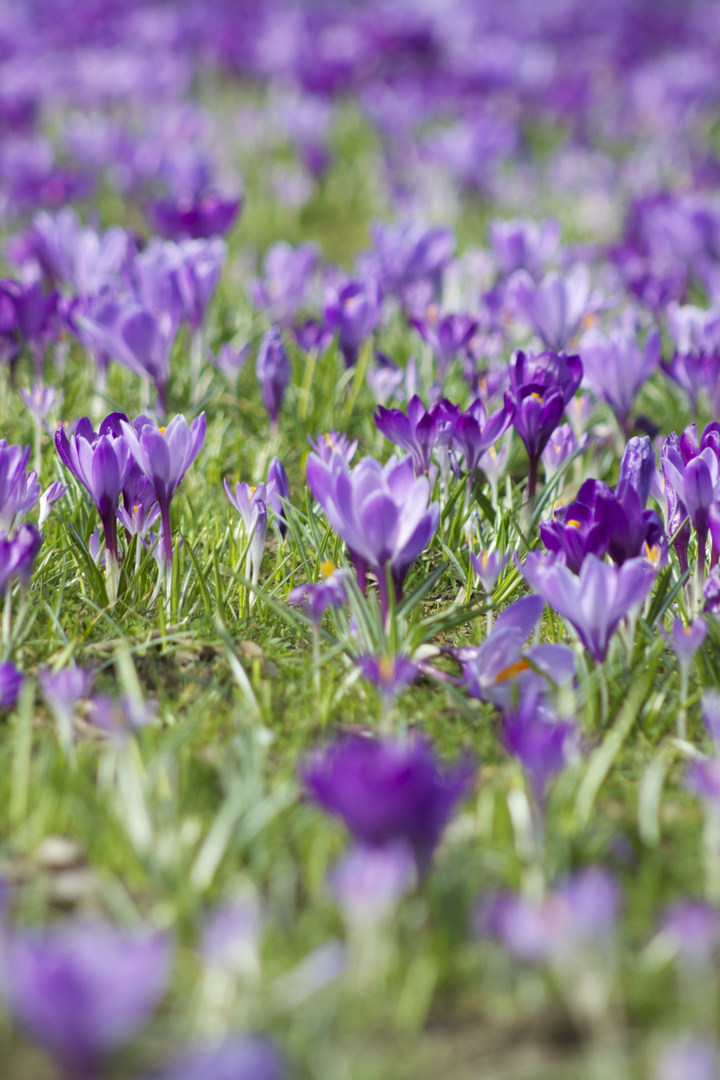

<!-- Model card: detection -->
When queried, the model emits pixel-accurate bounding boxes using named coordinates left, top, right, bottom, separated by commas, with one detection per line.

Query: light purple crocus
left=19, top=384, right=59, bottom=426
left=541, top=423, right=585, bottom=484
left=2, top=920, right=171, bottom=1076
left=224, top=480, right=274, bottom=590
left=521, top=551, right=656, bottom=661
left=663, top=446, right=720, bottom=578
left=256, top=326, right=291, bottom=427
left=250, top=241, right=320, bottom=325
left=509, top=263, right=593, bottom=352
left=410, top=309, right=477, bottom=381
left=121, top=413, right=206, bottom=567
left=307, top=431, right=358, bottom=466
left=502, top=689, right=578, bottom=802
left=289, top=563, right=348, bottom=627
left=580, top=326, right=661, bottom=434
left=663, top=618, right=707, bottom=675
left=489, top=217, right=559, bottom=280
left=0, top=660, right=23, bottom=709
left=655, top=1036, right=719, bottom=1080
left=39, top=666, right=91, bottom=749
left=329, top=841, right=417, bottom=925
left=453, top=396, right=515, bottom=482
left=657, top=900, right=720, bottom=967
left=207, top=341, right=249, bottom=385
left=0, top=523, right=43, bottom=593
left=0, top=440, right=41, bottom=534
left=267, top=456, right=290, bottom=537
left=357, top=654, right=419, bottom=700
left=306, top=452, right=440, bottom=618
left=470, top=549, right=509, bottom=593
left=201, top=896, right=261, bottom=976
left=38, top=481, right=68, bottom=528
left=147, top=1037, right=285, bottom=1080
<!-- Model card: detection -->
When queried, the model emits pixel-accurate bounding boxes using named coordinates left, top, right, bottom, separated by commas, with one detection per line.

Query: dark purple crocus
left=148, top=190, right=241, bottom=239
left=577, top=478, right=666, bottom=568
left=617, top=435, right=657, bottom=509
left=121, top=413, right=206, bottom=568
left=502, top=689, right=577, bottom=802
left=55, top=416, right=132, bottom=570
left=302, top=734, right=472, bottom=866
left=522, top=551, right=656, bottom=661
left=540, top=501, right=608, bottom=574
left=508, top=349, right=583, bottom=498
left=453, top=396, right=515, bottom=483
left=0, top=523, right=43, bottom=593
left=306, top=452, right=439, bottom=618
left=2, top=920, right=171, bottom=1077
left=256, top=327, right=291, bottom=427
left=147, top=1037, right=284, bottom=1080
left=0, top=279, right=58, bottom=377
left=324, top=279, right=380, bottom=368
left=0, top=660, right=23, bottom=709
left=374, top=395, right=441, bottom=476
left=410, top=309, right=477, bottom=381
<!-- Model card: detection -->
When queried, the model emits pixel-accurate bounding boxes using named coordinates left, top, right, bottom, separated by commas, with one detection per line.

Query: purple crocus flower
left=357, top=654, right=419, bottom=701
left=120, top=413, right=206, bottom=568
left=256, top=326, right=291, bottom=427
left=39, top=666, right=91, bottom=749
left=250, top=242, right=320, bottom=325
left=267, top=456, right=289, bottom=538
left=0, top=660, right=23, bottom=709
left=686, top=758, right=720, bottom=805
left=19, top=384, right=58, bottom=426
left=148, top=190, right=241, bottom=239
left=289, top=563, right=348, bottom=627
left=374, top=395, right=441, bottom=476
left=306, top=453, right=440, bottom=618
left=509, top=264, right=593, bottom=352
left=0, top=520, right=44, bottom=592
left=307, top=431, right=358, bottom=466
left=0, top=440, right=40, bottom=534
left=293, top=318, right=333, bottom=356
left=410, top=309, right=477, bottom=381
left=574, top=478, right=666, bottom=568
left=147, top=1037, right=284, bottom=1080
left=521, top=551, right=656, bottom=661
left=470, top=549, right=509, bottom=593
left=207, top=342, right=249, bottom=385
left=324, top=279, right=380, bottom=368
left=360, top=221, right=455, bottom=304
left=2, top=920, right=171, bottom=1076
left=502, top=689, right=577, bottom=802
left=456, top=595, right=575, bottom=707
left=663, top=618, right=707, bottom=675
left=224, top=479, right=275, bottom=591
left=453, top=396, right=515, bottom=481
left=541, top=423, right=585, bottom=484
left=663, top=446, right=719, bottom=575
left=702, top=692, right=720, bottom=745
left=580, top=326, right=661, bottom=434
left=489, top=217, right=559, bottom=280
left=655, top=1036, right=719, bottom=1080
left=38, top=481, right=68, bottom=528
left=657, top=900, right=720, bottom=967
left=617, top=435, right=657, bottom=509
left=508, top=349, right=583, bottom=497
left=662, top=433, right=692, bottom=575
left=201, top=896, right=261, bottom=975
left=329, top=841, right=417, bottom=925
left=302, top=734, right=472, bottom=866
left=482, top=866, right=620, bottom=963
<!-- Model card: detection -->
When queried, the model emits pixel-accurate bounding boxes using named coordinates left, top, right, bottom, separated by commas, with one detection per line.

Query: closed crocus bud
left=617, top=436, right=656, bottom=508
left=266, top=457, right=289, bottom=537
left=256, top=327, right=291, bottom=426
left=0, top=660, right=23, bottom=709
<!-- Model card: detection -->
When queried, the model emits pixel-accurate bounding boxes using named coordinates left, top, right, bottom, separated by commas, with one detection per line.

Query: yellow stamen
left=249, top=485, right=256, bottom=495
left=530, top=392, right=543, bottom=402
left=494, top=658, right=530, bottom=684
left=379, top=655, right=395, bottom=682
left=158, top=426, right=166, bottom=434
left=320, top=559, right=337, bottom=578
left=581, top=312, right=598, bottom=331
left=567, top=519, right=582, bottom=529
left=645, top=542, right=661, bottom=566
left=481, top=551, right=489, bottom=570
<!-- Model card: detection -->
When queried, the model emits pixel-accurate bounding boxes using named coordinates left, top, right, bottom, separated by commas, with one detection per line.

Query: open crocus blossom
left=121, top=413, right=206, bottom=569
left=580, top=325, right=661, bottom=434
left=306, top=452, right=440, bottom=619
left=224, top=479, right=274, bottom=595
left=509, top=263, right=593, bottom=352
left=302, top=734, right=473, bottom=868
left=374, top=394, right=442, bottom=476
left=55, top=414, right=132, bottom=577
left=2, top=920, right=171, bottom=1077
left=521, top=551, right=656, bottom=662
left=0, top=440, right=41, bottom=534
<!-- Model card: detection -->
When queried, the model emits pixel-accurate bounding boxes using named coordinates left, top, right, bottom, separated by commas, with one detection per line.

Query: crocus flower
left=656, top=900, right=720, bottom=967
left=540, top=501, right=609, bottom=574
left=470, top=549, right=509, bottom=593
left=502, top=689, right=578, bottom=802
left=655, top=1036, right=719, bottom=1080
left=453, top=396, right=515, bottom=481
left=2, top=920, right=171, bottom=1076
left=148, top=190, right=241, bottom=239
left=488, top=217, right=559, bottom=279
left=148, top=1037, right=285, bottom=1080
left=507, top=349, right=583, bottom=497
left=324, top=279, right=379, bottom=368
left=510, top=263, right=593, bottom=352
left=307, top=431, right=358, bottom=466
left=256, top=326, right=291, bottom=426
left=0, top=660, right=23, bottom=709
left=329, top=841, right=417, bottom=926
left=575, top=478, right=666, bottom=567
left=580, top=326, right=661, bottom=433
left=121, top=413, right=206, bottom=567
left=224, top=480, right=274, bottom=591
left=663, top=618, right=707, bottom=674
left=293, top=318, right=333, bottom=356
left=302, top=734, right=472, bottom=866
left=289, top=563, right=348, bottom=627
left=702, top=691, right=720, bottom=745
left=19, top=384, right=59, bottom=426
left=521, top=551, right=656, bottom=661
left=207, top=342, right=249, bottom=385
left=663, top=446, right=719, bottom=574
left=0, top=522, right=43, bottom=592
left=38, top=481, right=67, bottom=528
left=374, top=395, right=441, bottom=476
left=456, top=595, right=575, bottom=706
left=250, top=241, right=320, bottom=325
left=360, top=221, right=455, bottom=304
left=541, top=423, right=585, bottom=484
left=617, top=435, right=657, bottom=508
left=267, top=457, right=289, bottom=537
left=39, top=666, right=91, bottom=751
left=662, top=433, right=692, bottom=575
left=0, top=440, right=40, bottom=534
left=482, top=866, right=620, bottom=963
left=306, top=453, right=440, bottom=617
left=410, top=309, right=477, bottom=381
left=357, top=654, right=419, bottom=700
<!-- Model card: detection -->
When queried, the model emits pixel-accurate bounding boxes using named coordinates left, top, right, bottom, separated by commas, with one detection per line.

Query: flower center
left=320, top=559, right=337, bottom=578
left=494, top=658, right=530, bottom=684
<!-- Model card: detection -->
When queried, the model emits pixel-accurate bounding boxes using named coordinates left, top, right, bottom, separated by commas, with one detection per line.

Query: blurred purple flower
left=329, top=841, right=417, bottom=924
left=657, top=900, right=720, bottom=966
left=207, top=342, right=249, bottom=385
left=0, top=440, right=40, bottom=534
left=38, top=481, right=68, bottom=528
left=410, top=309, right=477, bottom=381
left=509, top=264, right=593, bottom=352
left=256, top=326, right=291, bottom=426
left=224, top=480, right=274, bottom=589
left=0, top=661, right=23, bottom=709
left=251, top=242, right=320, bottom=325
left=289, top=563, right=348, bottom=627
left=502, top=689, right=578, bottom=801
left=148, top=190, right=240, bottom=239
left=470, top=549, right=508, bottom=593
left=663, top=618, right=707, bottom=674
left=489, top=217, right=559, bottom=280
left=147, top=1037, right=284, bottom=1080
left=655, top=1036, right=718, bottom=1080
left=357, top=654, right=419, bottom=701
left=324, top=279, right=380, bottom=369
left=580, top=326, right=661, bottom=432
left=307, top=431, right=358, bottom=466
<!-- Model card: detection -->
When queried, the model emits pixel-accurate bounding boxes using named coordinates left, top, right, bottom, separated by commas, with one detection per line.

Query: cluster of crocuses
left=55, top=410, right=205, bottom=597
